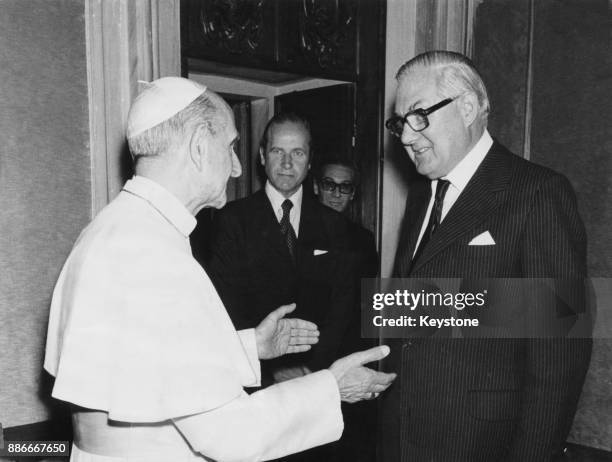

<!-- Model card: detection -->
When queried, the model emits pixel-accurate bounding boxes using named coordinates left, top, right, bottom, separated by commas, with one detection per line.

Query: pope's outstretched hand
left=329, top=345, right=396, bottom=403
left=255, top=303, right=320, bottom=360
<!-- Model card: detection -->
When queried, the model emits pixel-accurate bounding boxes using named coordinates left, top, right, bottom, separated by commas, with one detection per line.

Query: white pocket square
left=468, top=231, right=495, bottom=246
left=314, top=249, right=328, bottom=256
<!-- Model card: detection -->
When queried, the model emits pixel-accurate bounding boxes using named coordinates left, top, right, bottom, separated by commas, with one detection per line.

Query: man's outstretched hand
left=329, top=345, right=397, bottom=403
left=255, top=303, right=320, bottom=360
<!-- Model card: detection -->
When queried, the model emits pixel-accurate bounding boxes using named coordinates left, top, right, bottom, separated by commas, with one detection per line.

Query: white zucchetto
left=127, top=77, right=207, bottom=138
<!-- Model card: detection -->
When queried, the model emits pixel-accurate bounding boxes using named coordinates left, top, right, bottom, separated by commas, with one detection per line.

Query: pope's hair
left=127, top=91, right=227, bottom=163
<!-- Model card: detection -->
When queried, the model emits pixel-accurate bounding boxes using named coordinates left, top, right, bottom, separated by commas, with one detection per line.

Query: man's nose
left=231, top=151, right=242, bottom=178
left=400, top=123, right=421, bottom=146
left=281, top=152, right=292, bottom=168
left=332, top=187, right=341, bottom=198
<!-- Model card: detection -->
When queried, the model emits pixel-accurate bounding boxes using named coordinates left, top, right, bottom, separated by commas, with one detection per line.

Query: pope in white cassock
left=44, top=77, right=396, bottom=462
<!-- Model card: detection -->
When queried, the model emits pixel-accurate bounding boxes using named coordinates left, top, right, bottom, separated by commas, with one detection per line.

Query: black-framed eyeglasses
left=385, top=98, right=455, bottom=137
left=319, top=178, right=355, bottom=195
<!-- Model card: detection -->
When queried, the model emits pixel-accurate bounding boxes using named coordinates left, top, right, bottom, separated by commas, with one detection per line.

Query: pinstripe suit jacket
left=379, top=142, right=592, bottom=461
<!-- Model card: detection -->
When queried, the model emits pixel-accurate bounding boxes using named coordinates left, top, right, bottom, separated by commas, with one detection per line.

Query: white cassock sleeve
left=174, top=369, right=343, bottom=462
left=237, top=329, right=262, bottom=388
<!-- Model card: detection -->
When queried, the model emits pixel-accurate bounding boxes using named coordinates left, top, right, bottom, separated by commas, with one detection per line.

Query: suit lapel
left=411, top=142, right=512, bottom=273
left=296, top=194, right=323, bottom=262
left=393, top=179, right=430, bottom=276
left=405, top=181, right=431, bottom=262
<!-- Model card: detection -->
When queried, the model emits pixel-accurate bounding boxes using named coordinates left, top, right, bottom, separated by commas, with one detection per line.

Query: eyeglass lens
left=385, top=98, right=454, bottom=137
left=320, top=179, right=354, bottom=195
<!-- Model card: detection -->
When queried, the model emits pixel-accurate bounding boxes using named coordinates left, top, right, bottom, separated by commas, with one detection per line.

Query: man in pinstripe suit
left=379, top=51, right=592, bottom=461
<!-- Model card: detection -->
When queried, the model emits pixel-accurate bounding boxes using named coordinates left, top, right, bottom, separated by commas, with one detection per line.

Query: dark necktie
left=280, top=199, right=297, bottom=263
left=410, top=179, right=451, bottom=270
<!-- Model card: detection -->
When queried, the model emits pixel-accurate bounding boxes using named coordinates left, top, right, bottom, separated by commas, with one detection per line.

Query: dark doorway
left=275, top=83, right=358, bottom=220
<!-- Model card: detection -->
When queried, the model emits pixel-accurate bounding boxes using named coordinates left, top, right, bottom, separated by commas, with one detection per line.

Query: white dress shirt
left=413, top=130, right=493, bottom=256
left=44, top=175, right=342, bottom=461
left=265, top=181, right=303, bottom=237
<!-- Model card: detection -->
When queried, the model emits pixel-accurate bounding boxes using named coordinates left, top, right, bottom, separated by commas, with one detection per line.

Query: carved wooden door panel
left=182, top=0, right=276, bottom=68
left=278, top=0, right=358, bottom=79
left=182, top=0, right=360, bottom=79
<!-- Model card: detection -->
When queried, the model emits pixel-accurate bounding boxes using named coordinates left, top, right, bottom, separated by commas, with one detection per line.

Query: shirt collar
left=123, top=175, right=197, bottom=237
left=443, top=129, right=493, bottom=193
left=264, top=181, right=303, bottom=215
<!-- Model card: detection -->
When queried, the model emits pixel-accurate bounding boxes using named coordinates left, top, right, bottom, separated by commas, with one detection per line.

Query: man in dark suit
left=314, top=160, right=379, bottom=462
left=380, top=51, right=592, bottom=461
left=207, top=112, right=356, bottom=388
left=314, top=160, right=378, bottom=279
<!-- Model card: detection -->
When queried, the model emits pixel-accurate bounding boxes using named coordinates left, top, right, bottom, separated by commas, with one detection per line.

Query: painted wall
left=529, top=1, right=612, bottom=449
left=381, top=0, right=418, bottom=278
left=474, top=0, right=612, bottom=450
left=0, top=0, right=91, bottom=427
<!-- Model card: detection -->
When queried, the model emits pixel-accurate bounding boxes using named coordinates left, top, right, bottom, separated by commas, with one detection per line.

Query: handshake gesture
left=329, top=345, right=396, bottom=402
left=255, top=304, right=396, bottom=403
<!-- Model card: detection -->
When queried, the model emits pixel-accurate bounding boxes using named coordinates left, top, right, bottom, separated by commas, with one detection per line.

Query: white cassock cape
left=44, top=176, right=343, bottom=461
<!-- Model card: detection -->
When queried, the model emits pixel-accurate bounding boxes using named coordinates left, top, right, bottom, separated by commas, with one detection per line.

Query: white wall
left=380, top=0, right=419, bottom=276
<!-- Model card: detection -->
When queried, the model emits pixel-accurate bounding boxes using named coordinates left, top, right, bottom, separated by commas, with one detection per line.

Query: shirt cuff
left=237, top=329, right=261, bottom=387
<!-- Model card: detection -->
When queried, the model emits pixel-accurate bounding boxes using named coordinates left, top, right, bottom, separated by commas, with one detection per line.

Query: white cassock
left=44, top=175, right=343, bottom=462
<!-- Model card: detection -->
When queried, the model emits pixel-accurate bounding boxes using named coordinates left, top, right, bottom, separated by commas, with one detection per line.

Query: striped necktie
left=410, top=179, right=451, bottom=271
left=280, top=199, right=297, bottom=263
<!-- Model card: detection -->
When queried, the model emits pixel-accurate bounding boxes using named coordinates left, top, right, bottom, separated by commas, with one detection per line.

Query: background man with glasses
left=379, top=51, right=591, bottom=461
left=314, top=160, right=378, bottom=277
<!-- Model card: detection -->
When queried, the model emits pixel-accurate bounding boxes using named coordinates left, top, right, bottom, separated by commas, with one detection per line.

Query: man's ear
left=313, top=180, right=319, bottom=195
left=460, top=92, right=479, bottom=127
left=259, top=147, right=265, bottom=166
left=189, top=125, right=207, bottom=171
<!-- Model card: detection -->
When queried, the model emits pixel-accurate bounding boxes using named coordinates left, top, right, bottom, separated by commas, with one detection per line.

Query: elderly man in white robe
left=44, top=77, right=395, bottom=462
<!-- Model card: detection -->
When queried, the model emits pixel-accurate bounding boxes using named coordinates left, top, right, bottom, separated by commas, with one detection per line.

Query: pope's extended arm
left=173, top=346, right=395, bottom=462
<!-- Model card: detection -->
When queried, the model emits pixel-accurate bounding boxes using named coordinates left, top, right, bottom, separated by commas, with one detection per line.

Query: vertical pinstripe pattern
left=380, top=142, right=592, bottom=462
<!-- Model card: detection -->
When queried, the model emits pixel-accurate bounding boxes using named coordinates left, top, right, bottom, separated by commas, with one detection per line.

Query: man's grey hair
left=127, top=91, right=227, bottom=163
left=396, top=50, right=490, bottom=121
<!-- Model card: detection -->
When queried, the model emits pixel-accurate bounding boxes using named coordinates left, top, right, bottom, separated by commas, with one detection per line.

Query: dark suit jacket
left=337, top=220, right=378, bottom=356
left=347, top=220, right=378, bottom=278
left=380, top=142, right=592, bottom=461
left=206, top=189, right=356, bottom=378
